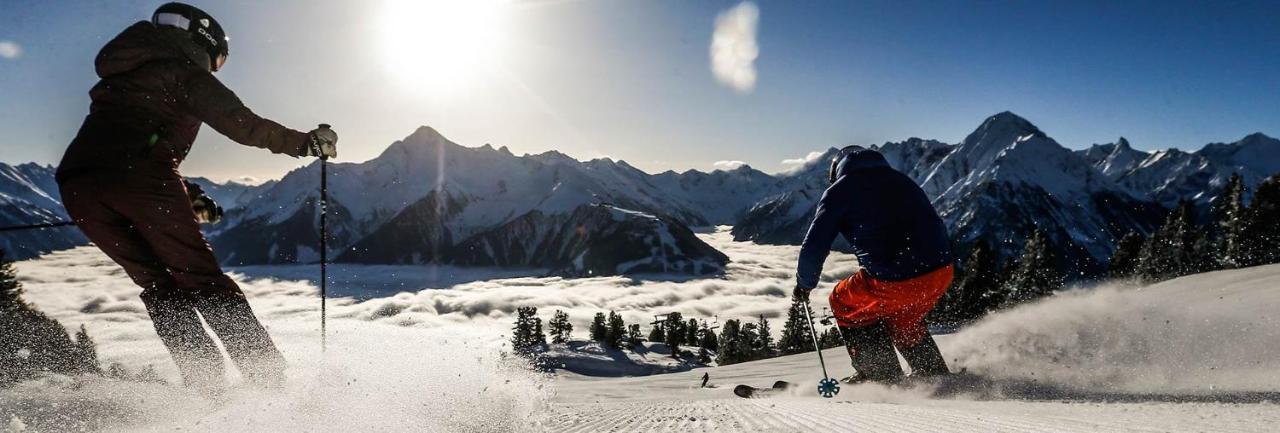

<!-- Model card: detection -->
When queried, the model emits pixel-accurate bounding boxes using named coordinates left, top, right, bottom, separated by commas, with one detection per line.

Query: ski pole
left=0, top=221, right=76, bottom=233
left=318, top=124, right=330, bottom=352
left=804, top=301, right=841, bottom=398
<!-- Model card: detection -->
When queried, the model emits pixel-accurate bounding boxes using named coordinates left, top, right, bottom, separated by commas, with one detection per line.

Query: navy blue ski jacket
left=795, top=148, right=952, bottom=288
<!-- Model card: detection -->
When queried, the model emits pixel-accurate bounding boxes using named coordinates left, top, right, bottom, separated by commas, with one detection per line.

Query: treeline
left=932, top=173, right=1280, bottom=327
left=510, top=308, right=720, bottom=360
left=512, top=304, right=853, bottom=367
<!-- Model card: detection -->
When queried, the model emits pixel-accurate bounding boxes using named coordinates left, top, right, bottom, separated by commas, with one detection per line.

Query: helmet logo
left=200, top=18, right=211, bottom=28
left=196, top=27, right=219, bottom=47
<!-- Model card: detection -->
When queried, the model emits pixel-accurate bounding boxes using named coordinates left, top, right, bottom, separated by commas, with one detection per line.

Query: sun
left=378, top=0, right=509, bottom=96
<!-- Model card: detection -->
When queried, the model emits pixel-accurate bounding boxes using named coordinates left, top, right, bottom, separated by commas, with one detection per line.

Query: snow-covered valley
left=3, top=229, right=1279, bottom=432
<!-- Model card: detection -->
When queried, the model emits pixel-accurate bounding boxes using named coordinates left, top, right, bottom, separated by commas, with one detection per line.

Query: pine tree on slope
left=1136, top=201, right=1199, bottom=282
left=548, top=310, right=572, bottom=344
left=777, top=300, right=812, bottom=355
left=1214, top=173, right=1248, bottom=269
left=1001, top=229, right=1063, bottom=307
left=1108, top=232, right=1145, bottom=280
left=1242, top=175, right=1280, bottom=266
left=754, top=316, right=776, bottom=359
left=663, top=312, right=685, bottom=356
left=589, top=312, right=607, bottom=343
left=605, top=311, right=626, bottom=349
left=716, top=319, right=742, bottom=365
left=685, top=318, right=699, bottom=348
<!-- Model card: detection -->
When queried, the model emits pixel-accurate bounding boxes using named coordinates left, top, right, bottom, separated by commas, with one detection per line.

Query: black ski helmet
left=151, top=2, right=229, bottom=71
left=829, top=145, right=866, bottom=184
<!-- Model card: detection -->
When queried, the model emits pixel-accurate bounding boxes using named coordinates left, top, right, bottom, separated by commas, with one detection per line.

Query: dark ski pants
left=60, top=171, right=284, bottom=387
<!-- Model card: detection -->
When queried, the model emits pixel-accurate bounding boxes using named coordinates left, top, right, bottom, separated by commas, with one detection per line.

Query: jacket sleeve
left=182, top=69, right=309, bottom=157
left=795, top=185, right=851, bottom=289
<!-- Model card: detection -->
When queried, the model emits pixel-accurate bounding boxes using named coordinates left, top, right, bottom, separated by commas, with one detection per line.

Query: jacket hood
left=95, top=21, right=209, bottom=78
left=833, top=146, right=890, bottom=179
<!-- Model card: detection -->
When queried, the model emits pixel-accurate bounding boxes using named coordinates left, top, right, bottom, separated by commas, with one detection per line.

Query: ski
left=733, top=380, right=796, bottom=399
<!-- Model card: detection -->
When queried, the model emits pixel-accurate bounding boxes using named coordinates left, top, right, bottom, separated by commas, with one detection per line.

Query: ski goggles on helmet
left=213, top=52, right=227, bottom=72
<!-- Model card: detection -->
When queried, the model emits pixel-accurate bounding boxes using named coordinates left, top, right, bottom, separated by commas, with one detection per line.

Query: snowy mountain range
left=0, top=163, right=85, bottom=260
left=207, top=126, right=752, bottom=275
left=732, top=112, right=1276, bottom=273
left=2, top=114, right=1274, bottom=274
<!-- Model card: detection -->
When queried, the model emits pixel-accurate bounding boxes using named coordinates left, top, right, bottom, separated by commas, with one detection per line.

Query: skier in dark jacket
left=56, top=3, right=338, bottom=390
left=792, top=146, right=953, bottom=384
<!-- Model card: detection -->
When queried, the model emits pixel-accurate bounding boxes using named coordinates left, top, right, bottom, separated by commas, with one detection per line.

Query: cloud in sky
left=781, top=151, right=825, bottom=167
left=712, top=160, right=747, bottom=170
left=710, top=2, right=759, bottom=94
left=0, top=41, right=22, bottom=59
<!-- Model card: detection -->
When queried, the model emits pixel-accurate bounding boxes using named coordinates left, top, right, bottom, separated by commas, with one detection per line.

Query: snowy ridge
left=732, top=112, right=1170, bottom=272
left=212, top=127, right=745, bottom=275
left=0, top=163, right=86, bottom=260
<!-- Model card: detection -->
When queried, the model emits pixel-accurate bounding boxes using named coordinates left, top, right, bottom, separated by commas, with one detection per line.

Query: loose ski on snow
left=733, top=380, right=797, bottom=399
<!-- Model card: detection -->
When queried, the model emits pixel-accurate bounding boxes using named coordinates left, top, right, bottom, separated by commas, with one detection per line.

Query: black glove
left=303, top=123, right=338, bottom=159
left=184, top=181, right=223, bottom=225
left=793, top=285, right=812, bottom=303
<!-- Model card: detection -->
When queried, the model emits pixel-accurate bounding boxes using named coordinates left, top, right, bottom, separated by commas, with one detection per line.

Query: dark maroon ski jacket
left=57, top=21, right=308, bottom=183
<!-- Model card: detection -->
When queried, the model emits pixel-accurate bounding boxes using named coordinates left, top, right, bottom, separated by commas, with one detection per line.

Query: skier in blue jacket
left=793, top=145, right=954, bottom=383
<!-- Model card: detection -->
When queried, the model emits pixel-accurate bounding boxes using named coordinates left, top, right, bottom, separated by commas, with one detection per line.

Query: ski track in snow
left=4, top=229, right=1280, bottom=431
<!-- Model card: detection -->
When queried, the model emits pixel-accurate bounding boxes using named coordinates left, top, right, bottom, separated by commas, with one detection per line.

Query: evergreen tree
left=547, top=310, right=572, bottom=344
left=716, top=319, right=742, bottom=365
left=1001, top=229, right=1063, bottom=307
left=0, top=250, right=86, bottom=384
left=510, top=306, right=542, bottom=354
left=72, top=325, right=100, bottom=374
left=1242, top=175, right=1280, bottom=266
left=818, top=327, right=843, bottom=349
left=1108, top=232, right=1145, bottom=280
left=1214, top=173, right=1249, bottom=269
left=605, top=311, right=626, bottom=348
left=685, top=318, right=699, bottom=347
left=1136, top=201, right=1200, bottom=282
left=663, top=312, right=685, bottom=355
left=754, top=315, right=776, bottom=359
left=932, top=240, right=1003, bottom=325
left=589, top=312, right=608, bottom=342
left=737, top=322, right=760, bottom=362
left=627, top=324, right=642, bottom=344
left=698, top=323, right=718, bottom=352
left=777, top=300, right=812, bottom=355
left=648, top=322, right=665, bottom=343
left=531, top=315, right=546, bottom=347
left=0, top=251, right=25, bottom=312
left=106, top=363, right=129, bottom=379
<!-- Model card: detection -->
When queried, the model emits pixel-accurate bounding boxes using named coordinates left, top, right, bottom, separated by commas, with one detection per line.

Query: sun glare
left=379, top=0, right=509, bottom=96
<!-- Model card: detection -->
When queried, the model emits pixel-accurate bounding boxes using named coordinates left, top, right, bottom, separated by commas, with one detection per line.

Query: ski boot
left=839, top=321, right=904, bottom=384
left=900, top=331, right=949, bottom=376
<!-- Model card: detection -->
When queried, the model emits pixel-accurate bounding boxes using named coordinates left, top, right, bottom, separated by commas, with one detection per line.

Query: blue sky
left=1, top=0, right=1277, bottom=182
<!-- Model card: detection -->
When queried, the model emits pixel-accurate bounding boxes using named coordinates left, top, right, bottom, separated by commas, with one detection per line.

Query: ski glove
left=303, top=124, right=339, bottom=159
left=793, top=285, right=812, bottom=303
left=184, top=181, right=224, bottom=225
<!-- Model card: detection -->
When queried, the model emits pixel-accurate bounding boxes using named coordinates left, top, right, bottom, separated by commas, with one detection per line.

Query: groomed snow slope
left=548, top=265, right=1280, bottom=432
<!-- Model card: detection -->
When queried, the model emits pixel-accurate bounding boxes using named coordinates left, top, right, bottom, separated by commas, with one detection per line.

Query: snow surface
left=3, top=228, right=1279, bottom=431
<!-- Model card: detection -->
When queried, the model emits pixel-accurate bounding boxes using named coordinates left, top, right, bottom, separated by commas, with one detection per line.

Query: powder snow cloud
left=780, top=151, right=826, bottom=167
left=710, top=2, right=759, bottom=94
left=0, top=41, right=23, bottom=59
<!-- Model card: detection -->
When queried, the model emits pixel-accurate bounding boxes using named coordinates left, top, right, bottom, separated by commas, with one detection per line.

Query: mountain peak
left=1240, top=132, right=1275, bottom=144
left=981, top=111, right=1043, bottom=137
left=1116, top=137, right=1131, bottom=150
left=407, top=125, right=447, bottom=143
